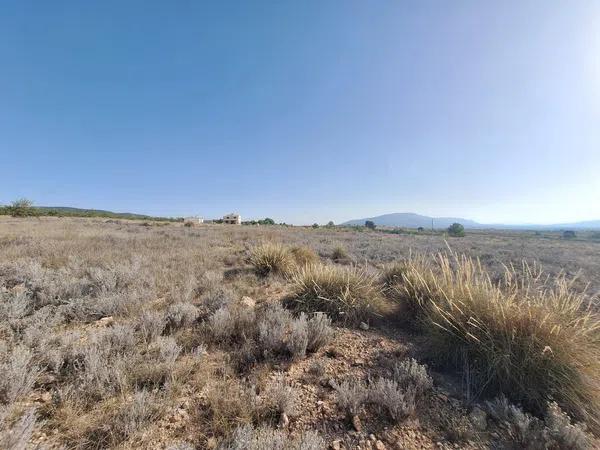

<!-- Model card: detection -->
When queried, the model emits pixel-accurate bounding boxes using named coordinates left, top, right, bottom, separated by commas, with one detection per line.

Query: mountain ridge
left=342, top=212, right=600, bottom=230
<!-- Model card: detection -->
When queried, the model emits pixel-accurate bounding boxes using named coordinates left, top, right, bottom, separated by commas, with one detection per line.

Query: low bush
left=289, top=263, right=385, bottom=324
left=334, top=359, right=433, bottom=423
left=368, top=378, right=416, bottom=422
left=486, top=396, right=593, bottom=449
left=165, top=302, right=199, bottom=332
left=262, top=374, right=298, bottom=418
left=306, top=312, right=334, bottom=352
left=0, top=345, right=40, bottom=404
left=220, top=424, right=325, bottom=450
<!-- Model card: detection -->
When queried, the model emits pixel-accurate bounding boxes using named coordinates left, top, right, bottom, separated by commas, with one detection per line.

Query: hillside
left=342, top=213, right=481, bottom=229
left=0, top=205, right=177, bottom=221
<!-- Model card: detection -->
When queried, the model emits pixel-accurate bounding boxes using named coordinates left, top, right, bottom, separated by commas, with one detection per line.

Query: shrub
left=78, top=390, right=164, bottom=449
left=392, top=358, right=433, bottom=396
left=447, top=222, right=465, bottom=237
left=486, top=397, right=593, bottom=450
left=0, top=408, right=41, bottom=450
left=393, top=252, right=600, bottom=430
left=368, top=378, right=416, bottom=422
left=249, top=243, right=294, bottom=276
left=0, top=345, right=40, bottom=404
left=220, top=424, right=325, bottom=450
left=289, top=263, right=384, bottom=324
left=165, top=302, right=199, bottom=332
left=333, top=380, right=367, bottom=417
left=7, top=198, right=35, bottom=217
left=306, top=312, right=333, bottom=352
left=287, top=313, right=309, bottom=358
left=263, top=374, right=298, bottom=417
left=257, top=303, right=293, bottom=355
left=365, top=220, right=376, bottom=230
left=136, top=310, right=166, bottom=343
left=208, top=305, right=256, bottom=342
left=201, top=379, right=259, bottom=438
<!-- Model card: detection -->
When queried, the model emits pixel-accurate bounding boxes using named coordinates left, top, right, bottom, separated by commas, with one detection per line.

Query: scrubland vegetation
left=1, top=217, right=599, bottom=449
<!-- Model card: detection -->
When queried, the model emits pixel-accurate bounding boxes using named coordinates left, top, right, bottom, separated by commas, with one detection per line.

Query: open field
left=1, top=217, right=599, bottom=449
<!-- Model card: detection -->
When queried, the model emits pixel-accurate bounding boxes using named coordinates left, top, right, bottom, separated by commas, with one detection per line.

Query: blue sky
left=1, top=1, right=599, bottom=224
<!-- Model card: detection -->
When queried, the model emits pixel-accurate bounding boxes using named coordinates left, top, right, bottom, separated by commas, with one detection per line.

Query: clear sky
left=1, top=1, right=599, bottom=224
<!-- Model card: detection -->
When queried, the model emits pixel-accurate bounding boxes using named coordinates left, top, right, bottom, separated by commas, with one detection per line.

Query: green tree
left=365, top=220, right=376, bottom=230
left=8, top=198, right=35, bottom=217
left=312, top=223, right=319, bottom=229
left=260, top=217, right=275, bottom=225
left=447, top=222, right=465, bottom=237
left=326, top=221, right=335, bottom=228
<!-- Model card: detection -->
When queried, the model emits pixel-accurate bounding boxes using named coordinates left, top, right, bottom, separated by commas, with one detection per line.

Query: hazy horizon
left=2, top=1, right=599, bottom=225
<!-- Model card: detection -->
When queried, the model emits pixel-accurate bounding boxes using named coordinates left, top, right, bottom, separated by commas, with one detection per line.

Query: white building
left=183, top=216, right=203, bottom=225
left=222, top=213, right=241, bottom=225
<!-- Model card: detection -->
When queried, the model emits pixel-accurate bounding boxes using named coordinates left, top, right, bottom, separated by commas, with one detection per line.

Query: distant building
left=222, top=213, right=241, bottom=225
left=183, top=216, right=203, bottom=225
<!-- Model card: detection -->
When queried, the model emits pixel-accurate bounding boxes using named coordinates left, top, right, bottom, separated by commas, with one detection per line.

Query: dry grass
left=288, top=263, right=386, bottom=323
left=248, top=243, right=294, bottom=276
left=289, top=245, right=320, bottom=267
left=1, top=217, right=599, bottom=447
left=392, top=252, right=600, bottom=431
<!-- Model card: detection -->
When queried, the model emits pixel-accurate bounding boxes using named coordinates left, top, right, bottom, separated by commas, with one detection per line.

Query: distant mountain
left=342, top=213, right=481, bottom=229
left=341, top=213, right=600, bottom=230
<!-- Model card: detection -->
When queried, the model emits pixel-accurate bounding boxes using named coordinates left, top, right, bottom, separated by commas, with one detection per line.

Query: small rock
left=97, top=316, right=114, bottom=326
left=331, top=440, right=342, bottom=450
left=279, top=412, right=289, bottom=428
left=359, top=322, right=369, bottom=330
left=206, top=437, right=217, bottom=449
left=352, top=414, right=362, bottom=432
left=375, top=441, right=386, bottom=450
left=327, top=378, right=337, bottom=389
left=469, top=406, right=487, bottom=431
left=240, top=296, right=256, bottom=308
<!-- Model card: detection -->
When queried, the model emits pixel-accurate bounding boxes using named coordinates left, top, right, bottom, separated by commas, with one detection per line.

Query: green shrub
left=447, top=223, right=465, bottom=237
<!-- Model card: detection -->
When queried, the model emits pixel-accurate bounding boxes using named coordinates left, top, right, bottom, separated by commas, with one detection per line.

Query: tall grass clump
left=289, top=245, right=320, bottom=267
left=248, top=243, right=293, bottom=276
left=289, top=263, right=385, bottom=323
left=385, top=255, right=436, bottom=325
left=392, top=252, right=600, bottom=431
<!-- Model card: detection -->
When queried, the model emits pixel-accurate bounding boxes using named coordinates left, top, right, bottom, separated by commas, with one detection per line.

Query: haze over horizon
left=2, top=1, right=599, bottom=225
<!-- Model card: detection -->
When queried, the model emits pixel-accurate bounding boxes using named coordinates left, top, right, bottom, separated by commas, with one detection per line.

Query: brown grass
left=288, top=263, right=386, bottom=323
left=248, top=242, right=294, bottom=276
left=392, top=252, right=600, bottom=431
left=1, top=217, right=598, bottom=447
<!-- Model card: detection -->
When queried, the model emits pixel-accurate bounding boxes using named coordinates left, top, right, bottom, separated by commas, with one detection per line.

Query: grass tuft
left=289, top=263, right=385, bottom=324
left=391, top=252, right=600, bottom=431
left=248, top=243, right=294, bottom=276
